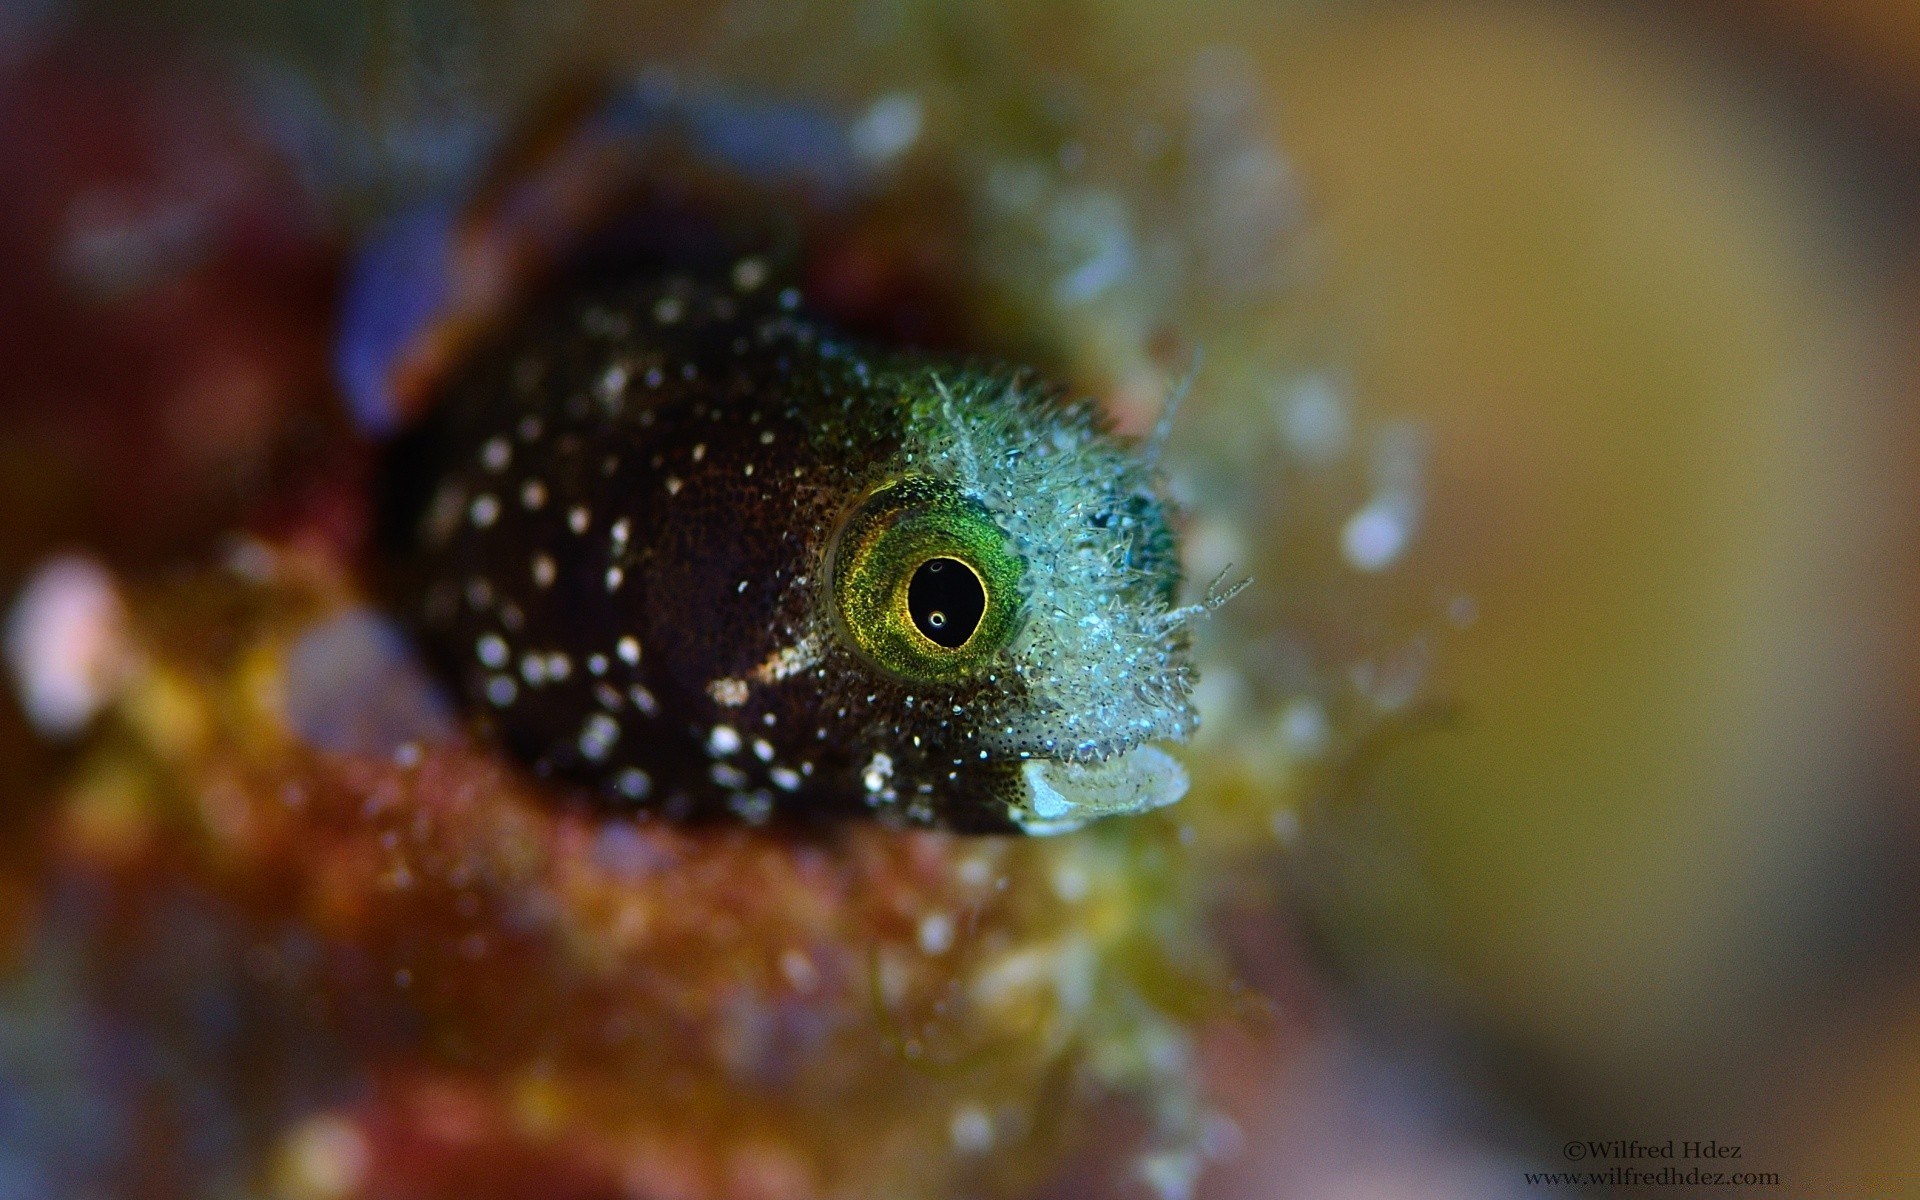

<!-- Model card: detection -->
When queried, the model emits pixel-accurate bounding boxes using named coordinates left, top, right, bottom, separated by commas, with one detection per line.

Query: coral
left=1, top=550, right=1259, bottom=1199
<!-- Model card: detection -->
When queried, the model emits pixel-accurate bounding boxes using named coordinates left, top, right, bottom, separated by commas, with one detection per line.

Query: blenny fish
left=369, top=86, right=1201, bottom=833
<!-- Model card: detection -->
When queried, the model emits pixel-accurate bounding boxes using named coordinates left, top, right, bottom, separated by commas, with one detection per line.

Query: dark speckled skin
left=393, top=269, right=1043, bottom=831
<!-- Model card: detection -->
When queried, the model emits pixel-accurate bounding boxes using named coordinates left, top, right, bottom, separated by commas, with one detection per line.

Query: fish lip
left=1009, top=742, right=1190, bottom=835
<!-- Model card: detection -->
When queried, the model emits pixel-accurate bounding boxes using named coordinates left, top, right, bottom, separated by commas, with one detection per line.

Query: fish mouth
left=1009, top=744, right=1190, bottom=835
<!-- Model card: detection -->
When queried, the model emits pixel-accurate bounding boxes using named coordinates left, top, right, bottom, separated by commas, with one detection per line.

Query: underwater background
left=2, top=0, right=1919, bottom=1196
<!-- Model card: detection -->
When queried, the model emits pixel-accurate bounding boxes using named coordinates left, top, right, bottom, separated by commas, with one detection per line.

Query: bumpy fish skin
left=395, top=266, right=1196, bottom=832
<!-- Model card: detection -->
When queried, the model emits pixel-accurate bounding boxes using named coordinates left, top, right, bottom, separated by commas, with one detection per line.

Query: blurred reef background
left=2, top=0, right=1920, bottom=1197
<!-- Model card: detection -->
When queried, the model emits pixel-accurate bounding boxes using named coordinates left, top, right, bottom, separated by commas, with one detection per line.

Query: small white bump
left=587, top=653, right=608, bottom=676
left=568, top=506, right=591, bottom=534
left=545, top=652, right=571, bottom=682
left=707, top=725, right=742, bottom=756
left=614, top=767, right=652, bottom=800
left=475, top=634, right=508, bottom=669
left=691, top=443, right=706, bottom=463
left=711, top=763, right=749, bottom=789
left=485, top=675, right=518, bottom=706
left=751, top=738, right=775, bottom=763
left=469, top=495, right=500, bottom=527
left=480, top=437, right=511, bottom=472
left=629, top=685, right=659, bottom=716
left=736, top=580, right=748, bottom=594
left=605, top=566, right=624, bottom=592
left=770, top=767, right=802, bottom=791
left=758, top=430, right=775, bottom=445
left=520, top=479, right=547, bottom=510
left=616, top=637, right=642, bottom=666
left=519, top=655, right=548, bottom=686
left=610, top=517, right=631, bottom=547
left=531, top=554, right=556, bottom=588
left=595, top=682, right=623, bottom=710
left=664, top=476, right=683, bottom=495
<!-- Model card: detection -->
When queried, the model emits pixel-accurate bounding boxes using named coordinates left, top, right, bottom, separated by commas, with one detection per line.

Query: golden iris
left=829, top=476, right=1025, bottom=683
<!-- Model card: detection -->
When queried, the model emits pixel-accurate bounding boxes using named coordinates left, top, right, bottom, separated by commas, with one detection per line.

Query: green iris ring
left=828, top=475, right=1026, bottom=684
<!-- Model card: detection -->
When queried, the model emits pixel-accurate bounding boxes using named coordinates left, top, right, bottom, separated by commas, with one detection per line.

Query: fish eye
left=830, top=476, right=1023, bottom=683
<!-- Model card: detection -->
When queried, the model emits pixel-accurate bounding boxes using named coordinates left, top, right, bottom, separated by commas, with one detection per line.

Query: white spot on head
left=587, top=653, right=608, bottom=676
left=752, top=637, right=821, bottom=684
left=707, top=724, right=742, bottom=756
left=485, top=675, right=518, bottom=706
left=610, top=518, right=631, bottom=547
left=475, top=633, right=508, bottom=669
left=664, top=476, right=683, bottom=496
left=628, top=685, right=659, bottom=716
left=605, top=566, right=624, bottom=592
left=711, top=763, right=749, bottom=788
left=751, top=738, right=774, bottom=762
left=691, top=443, right=706, bottom=463
left=531, top=554, right=556, bottom=588
left=616, top=636, right=641, bottom=666
left=519, top=655, right=548, bottom=686
left=579, top=713, right=620, bottom=761
left=568, top=506, right=590, bottom=535
left=707, top=677, right=749, bottom=707
left=615, top=767, right=652, bottom=800
left=544, top=652, right=571, bottom=682
left=469, top=495, right=500, bottom=527
left=770, top=766, right=802, bottom=791
left=862, top=752, right=894, bottom=795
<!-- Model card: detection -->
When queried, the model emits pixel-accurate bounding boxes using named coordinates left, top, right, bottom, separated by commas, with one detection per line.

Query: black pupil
left=907, top=557, right=986, bottom=648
